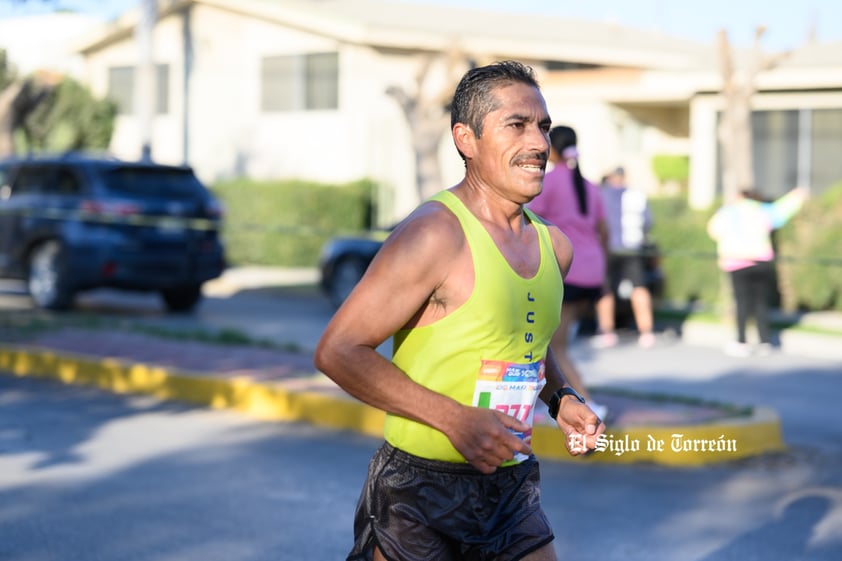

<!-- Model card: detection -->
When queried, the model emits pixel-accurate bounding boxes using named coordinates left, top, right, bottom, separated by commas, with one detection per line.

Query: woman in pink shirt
left=529, top=126, right=609, bottom=420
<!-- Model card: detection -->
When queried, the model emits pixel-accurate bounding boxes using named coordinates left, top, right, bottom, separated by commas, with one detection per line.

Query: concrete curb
left=0, top=344, right=785, bottom=467
left=0, top=344, right=388, bottom=434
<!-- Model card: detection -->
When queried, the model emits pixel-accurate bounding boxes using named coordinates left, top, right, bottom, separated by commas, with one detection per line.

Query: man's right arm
left=313, top=203, right=532, bottom=472
left=314, top=204, right=461, bottom=426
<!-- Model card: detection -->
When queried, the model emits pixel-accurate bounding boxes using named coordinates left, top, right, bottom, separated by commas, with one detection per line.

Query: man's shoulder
left=413, top=197, right=463, bottom=227
left=388, top=199, right=465, bottom=252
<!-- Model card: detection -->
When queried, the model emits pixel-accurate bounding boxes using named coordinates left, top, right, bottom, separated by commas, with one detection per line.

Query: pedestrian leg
left=730, top=268, right=752, bottom=344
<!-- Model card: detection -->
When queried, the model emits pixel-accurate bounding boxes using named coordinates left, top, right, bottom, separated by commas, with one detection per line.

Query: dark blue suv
left=0, top=154, right=226, bottom=312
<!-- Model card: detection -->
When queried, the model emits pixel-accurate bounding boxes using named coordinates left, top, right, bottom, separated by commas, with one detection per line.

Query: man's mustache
left=512, top=152, right=549, bottom=166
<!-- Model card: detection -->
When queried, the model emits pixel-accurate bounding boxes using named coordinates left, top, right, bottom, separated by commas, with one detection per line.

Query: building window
left=107, top=64, right=170, bottom=115
left=717, top=108, right=842, bottom=198
left=261, top=52, right=338, bottom=112
left=108, top=66, right=133, bottom=115
left=156, top=64, right=169, bottom=114
left=752, top=110, right=799, bottom=198
left=810, top=108, right=842, bottom=192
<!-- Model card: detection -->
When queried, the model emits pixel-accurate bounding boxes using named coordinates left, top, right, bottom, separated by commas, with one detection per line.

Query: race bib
left=472, top=359, right=546, bottom=462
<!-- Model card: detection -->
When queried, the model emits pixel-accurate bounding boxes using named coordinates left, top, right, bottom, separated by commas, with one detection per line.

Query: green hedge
left=648, top=197, right=720, bottom=308
left=211, top=176, right=842, bottom=312
left=210, top=178, right=376, bottom=267
left=651, top=154, right=690, bottom=183
left=775, top=182, right=842, bottom=311
left=649, top=182, right=842, bottom=313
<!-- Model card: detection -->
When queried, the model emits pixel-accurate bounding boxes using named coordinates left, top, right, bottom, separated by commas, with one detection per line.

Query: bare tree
left=0, top=81, right=24, bottom=155
left=0, top=76, right=55, bottom=156
left=386, top=48, right=474, bottom=201
left=136, top=0, right=157, bottom=161
left=716, top=27, right=787, bottom=201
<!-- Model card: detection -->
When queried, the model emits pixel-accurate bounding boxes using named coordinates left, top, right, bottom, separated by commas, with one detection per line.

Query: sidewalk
left=205, top=267, right=842, bottom=361
left=678, top=316, right=842, bottom=362
left=5, top=266, right=840, bottom=466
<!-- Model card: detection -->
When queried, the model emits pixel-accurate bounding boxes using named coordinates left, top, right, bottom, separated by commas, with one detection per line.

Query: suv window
left=13, top=166, right=53, bottom=195
left=100, top=166, right=204, bottom=198
left=52, top=167, right=83, bottom=195
left=6, top=164, right=84, bottom=196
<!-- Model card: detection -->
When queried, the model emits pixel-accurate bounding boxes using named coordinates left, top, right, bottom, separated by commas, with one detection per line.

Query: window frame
left=261, top=52, right=339, bottom=112
left=107, top=64, right=171, bottom=115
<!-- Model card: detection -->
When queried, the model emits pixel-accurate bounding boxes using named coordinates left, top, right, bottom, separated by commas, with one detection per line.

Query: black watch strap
left=548, top=386, right=586, bottom=419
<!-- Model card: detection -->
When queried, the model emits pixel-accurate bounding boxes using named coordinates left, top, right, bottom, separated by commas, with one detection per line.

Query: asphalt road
left=2, top=373, right=840, bottom=561
left=0, top=374, right=370, bottom=561
left=1, top=277, right=841, bottom=560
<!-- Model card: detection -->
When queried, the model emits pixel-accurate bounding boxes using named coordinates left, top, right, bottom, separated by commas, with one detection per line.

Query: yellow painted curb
left=0, top=344, right=384, bottom=439
left=0, top=344, right=784, bottom=466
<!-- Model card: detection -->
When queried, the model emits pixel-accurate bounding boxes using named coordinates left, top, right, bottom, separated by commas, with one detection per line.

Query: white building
left=10, top=0, right=842, bottom=220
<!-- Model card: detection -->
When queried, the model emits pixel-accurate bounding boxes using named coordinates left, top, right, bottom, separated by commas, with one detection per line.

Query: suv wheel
left=161, top=284, right=203, bottom=313
left=28, top=240, right=74, bottom=311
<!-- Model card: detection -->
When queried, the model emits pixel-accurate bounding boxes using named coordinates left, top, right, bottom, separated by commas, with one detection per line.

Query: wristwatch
left=548, top=386, right=586, bottom=420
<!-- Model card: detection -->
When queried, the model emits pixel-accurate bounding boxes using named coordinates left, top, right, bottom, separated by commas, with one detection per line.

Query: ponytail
left=551, top=125, right=588, bottom=215
left=571, top=162, right=587, bottom=215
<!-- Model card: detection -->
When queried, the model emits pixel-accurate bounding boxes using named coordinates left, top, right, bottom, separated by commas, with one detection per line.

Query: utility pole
left=136, top=0, right=157, bottom=162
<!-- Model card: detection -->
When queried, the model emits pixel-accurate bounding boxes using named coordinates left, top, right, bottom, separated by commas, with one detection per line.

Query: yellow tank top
left=384, top=190, right=563, bottom=463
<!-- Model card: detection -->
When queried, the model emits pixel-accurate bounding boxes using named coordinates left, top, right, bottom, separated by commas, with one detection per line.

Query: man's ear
left=452, top=122, right=476, bottom=160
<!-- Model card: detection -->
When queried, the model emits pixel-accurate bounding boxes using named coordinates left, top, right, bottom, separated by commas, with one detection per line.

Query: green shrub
left=211, top=176, right=842, bottom=312
left=651, top=154, right=690, bottom=183
left=650, top=186, right=842, bottom=313
left=775, top=182, right=842, bottom=311
left=211, top=178, right=377, bottom=267
left=648, top=197, right=720, bottom=309
left=17, top=77, right=116, bottom=152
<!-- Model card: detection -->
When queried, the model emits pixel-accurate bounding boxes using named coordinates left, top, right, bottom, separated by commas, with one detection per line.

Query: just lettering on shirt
left=523, top=291, right=536, bottom=361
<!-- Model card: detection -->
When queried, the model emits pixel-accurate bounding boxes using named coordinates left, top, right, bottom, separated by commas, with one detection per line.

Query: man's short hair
left=450, top=60, right=540, bottom=140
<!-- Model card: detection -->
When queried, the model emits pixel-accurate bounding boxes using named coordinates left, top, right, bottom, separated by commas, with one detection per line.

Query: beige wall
left=688, top=88, right=842, bottom=209
left=85, top=9, right=186, bottom=165
left=79, top=4, right=842, bottom=221
left=86, top=4, right=430, bottom=225
left=542, top=82, right=692, bottom=196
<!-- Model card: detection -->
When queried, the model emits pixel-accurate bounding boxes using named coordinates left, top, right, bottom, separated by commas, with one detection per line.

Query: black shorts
left=347, top=442, right=554, bottom=561
left=606, top=254, right=647, bottom=289
left=563, top=283, right=603, bottom=303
